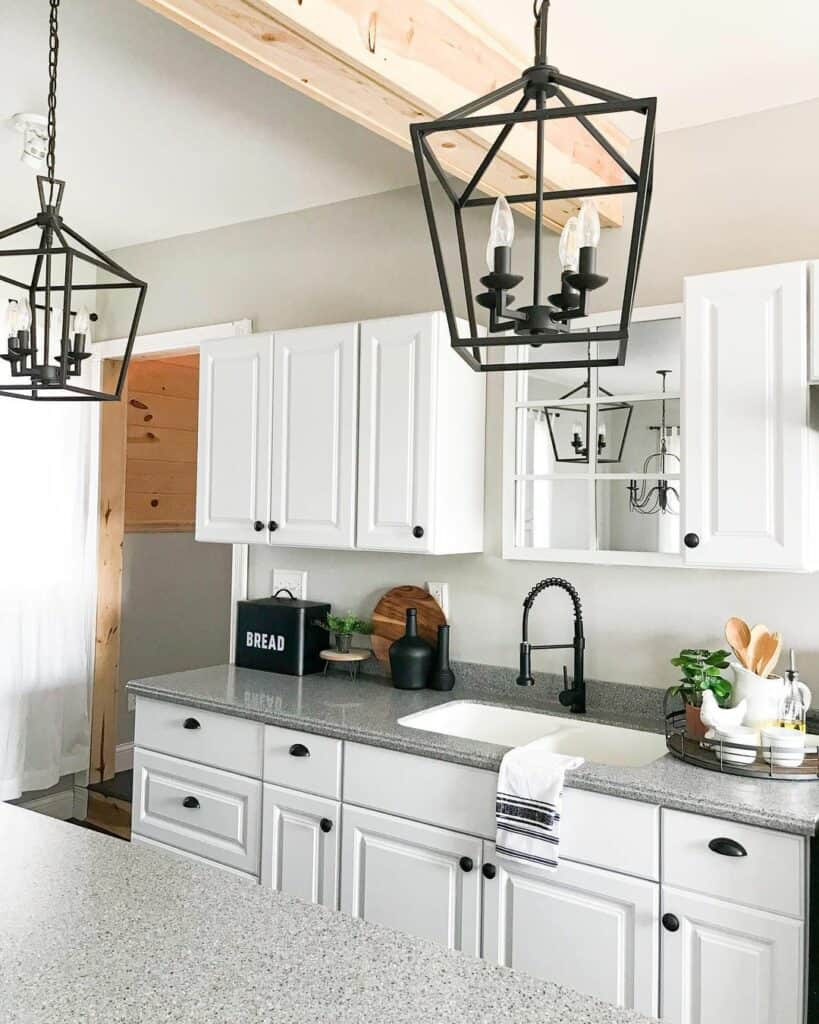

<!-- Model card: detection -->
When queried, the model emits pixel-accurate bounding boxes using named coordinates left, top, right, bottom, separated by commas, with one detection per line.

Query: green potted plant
left=320, top=612, right=372, bottom=654
left=669, top=648, right=732, bottom=738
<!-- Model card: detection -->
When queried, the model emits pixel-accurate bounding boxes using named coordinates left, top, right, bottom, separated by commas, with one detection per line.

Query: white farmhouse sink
left=397, top=701, right=667, bottom=768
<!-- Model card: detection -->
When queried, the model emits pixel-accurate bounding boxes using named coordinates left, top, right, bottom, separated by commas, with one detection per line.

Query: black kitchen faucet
left=515, top=578, right=586, bottom=714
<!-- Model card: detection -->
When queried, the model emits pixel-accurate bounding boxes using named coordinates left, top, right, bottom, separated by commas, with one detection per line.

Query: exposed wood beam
left=134, top=0, right=628, bottom=230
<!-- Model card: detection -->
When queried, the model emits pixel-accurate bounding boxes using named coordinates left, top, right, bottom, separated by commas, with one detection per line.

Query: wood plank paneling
left=125, top=357, right=200, bottom=533
left=90, top=359, right=128, bottom=784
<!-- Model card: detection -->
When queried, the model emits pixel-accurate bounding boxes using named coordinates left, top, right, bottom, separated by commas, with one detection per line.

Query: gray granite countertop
left=128, top=663, right=819, bottom=836
left=0, top=804, right=654, bottom=1024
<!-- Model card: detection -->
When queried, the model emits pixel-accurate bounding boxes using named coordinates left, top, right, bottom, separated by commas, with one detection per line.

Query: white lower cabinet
left=340, top=805, right=483, bottom=956
left=482, top=841, right=659, bottom=1017
left=260, top=784, right=339, bottom=909
left=660, top=887, right=804, bottom=1024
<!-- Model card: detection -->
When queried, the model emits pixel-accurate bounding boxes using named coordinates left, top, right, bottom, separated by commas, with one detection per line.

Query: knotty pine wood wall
left=125, top=355, right=198, bottom=532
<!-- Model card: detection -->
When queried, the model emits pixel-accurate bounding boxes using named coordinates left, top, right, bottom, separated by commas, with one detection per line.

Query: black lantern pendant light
left=0, top=0, right=146, bottom=401
left=411, top=0, right=655, bottom=373
left=543, top=364, right=633, bottom=465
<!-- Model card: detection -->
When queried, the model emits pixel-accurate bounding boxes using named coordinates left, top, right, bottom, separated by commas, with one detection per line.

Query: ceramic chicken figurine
left=700, top=690, right=747, bottom=732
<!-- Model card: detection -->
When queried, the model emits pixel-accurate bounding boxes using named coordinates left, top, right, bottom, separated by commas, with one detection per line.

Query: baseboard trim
left=21, top=789, right=75, bottom=821
left=115, top=742, right=134, bottom=773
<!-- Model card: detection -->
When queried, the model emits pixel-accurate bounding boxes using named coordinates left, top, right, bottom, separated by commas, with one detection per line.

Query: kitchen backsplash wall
left=105, top=97, right=819, bottom=699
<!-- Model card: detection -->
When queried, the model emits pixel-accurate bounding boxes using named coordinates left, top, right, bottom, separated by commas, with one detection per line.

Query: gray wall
left=106, top=98, right=819, bottom=700
left=118, top=533, right=233, bottom=741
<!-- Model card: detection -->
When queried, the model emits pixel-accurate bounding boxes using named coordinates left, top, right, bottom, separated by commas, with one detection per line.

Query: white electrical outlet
left=426, top=581, right=449, bottom=618
left=272, top=569, right=308, bottom=600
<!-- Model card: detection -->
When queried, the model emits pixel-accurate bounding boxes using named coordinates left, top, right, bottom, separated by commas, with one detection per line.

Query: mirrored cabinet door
left=504, top=309, right=682, bottom=564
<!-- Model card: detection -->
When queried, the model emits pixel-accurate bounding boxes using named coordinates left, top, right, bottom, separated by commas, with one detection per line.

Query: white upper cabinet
left=357, top=313, right=485, bottom=554
left=269, top=324, right=358, bottom=549
left=196, top=313, right=485, bottom=553
left=683, top=262, right=810, bottom=570
left=196, top=333, right=273, bottom=544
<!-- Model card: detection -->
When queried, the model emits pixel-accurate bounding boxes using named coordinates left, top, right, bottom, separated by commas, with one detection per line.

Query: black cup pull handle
left=182, top=717, right=200, bottom=730
left=661, top=913, right=680, bottom=932
left=683, top=532, right=700, bottom=549
left=482, top=863, right=496, bottom=880
left=289, top=743, right=310, bottom=758
left=459, top=856, right=474, bottom=873
left=708, top=837, right=748, bottom=858
left=320, top=818, right=333, bottom=834
left=253, top=520, right=265, bottom=532
left=412, top=525, right=425, bottom=539
left=182, top=796, right=200, bottom=810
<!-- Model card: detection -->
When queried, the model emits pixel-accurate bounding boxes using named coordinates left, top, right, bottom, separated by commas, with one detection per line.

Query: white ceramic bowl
left=761, top=726, right=805, bottom=768
left=706, top=725, right=760, bottom=766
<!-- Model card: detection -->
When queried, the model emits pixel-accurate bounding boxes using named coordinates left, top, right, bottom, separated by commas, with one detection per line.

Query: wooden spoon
left=724, top=617, right=751, bottom=668
left=756, top=632, right=782, bottom=679
left=745, top=623, right=770, bottom=674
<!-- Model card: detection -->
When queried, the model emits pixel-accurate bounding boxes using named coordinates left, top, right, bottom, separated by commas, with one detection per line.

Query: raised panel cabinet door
left=357, top=315, right=435, bottom=552
left=340, top=805, right=482, bottom=955
left=683, top=263, right=808, bottom=569
left=660, top=886, right=804, bottom=1024
left=260, top=784, right=339, bottom=910
left=196, top=334, right=273, bottom=543
left=268, top=324, right=358, bottom=549
left=481, top=842, right=659, bottom=1018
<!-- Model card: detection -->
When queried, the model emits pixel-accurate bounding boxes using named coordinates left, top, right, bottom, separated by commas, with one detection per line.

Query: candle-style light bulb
left=6, top=300, right=19, bottom=340
left=577, top=199, right=601, bottom=249
left=73, top=304, right=91, bottom=357
left=485, top=195, right=515, bottom=271
left=558, top=216, right=580, bottom=272
left=17, top=297, right=32, bottom=333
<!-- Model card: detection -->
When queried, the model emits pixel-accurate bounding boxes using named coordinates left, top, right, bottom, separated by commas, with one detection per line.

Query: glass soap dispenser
left=779, top=650, right=808, bottom=732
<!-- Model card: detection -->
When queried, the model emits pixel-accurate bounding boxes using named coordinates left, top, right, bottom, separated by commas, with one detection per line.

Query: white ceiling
left=0, top=0, right=417, bottom=250
left=468, top=0, right=819, bottom=134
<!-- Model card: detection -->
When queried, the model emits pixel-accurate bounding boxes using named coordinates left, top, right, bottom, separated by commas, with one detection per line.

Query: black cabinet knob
left=482, top=863, right=496, bottom=880
left=253, top=520, right=264, bottom=532
left=268, top=521, right=279, bottom=532
left=182, top=796, right=200, bottom=810
left=708, top=837, right=748, bottom=858
left=683, top=532, right=700, bottom=549
left=320, top=818, right=333, bottom=834
left=412, top=525, right=425, bottom=539
left=661, top=913, right=680, bottom=932
left=459, top=856, right=474, bottom=873
left=289, top=743, right=310, bottom=758
left=182, top=718, right=200, bottom=730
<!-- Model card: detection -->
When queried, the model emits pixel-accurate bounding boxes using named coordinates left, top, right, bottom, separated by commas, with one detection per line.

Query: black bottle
left=427, top=624, right=455, bottom=691
left=389, top=608, right=433, bottom=690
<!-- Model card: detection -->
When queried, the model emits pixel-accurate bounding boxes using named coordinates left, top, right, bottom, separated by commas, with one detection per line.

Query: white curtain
left=0, top=360, right=96, bottom=801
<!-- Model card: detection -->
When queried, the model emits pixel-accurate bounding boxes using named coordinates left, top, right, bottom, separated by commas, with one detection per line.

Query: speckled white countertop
left=0, top=804, right=655, bottom=1024
left=128, top=664, right=819, bottom=836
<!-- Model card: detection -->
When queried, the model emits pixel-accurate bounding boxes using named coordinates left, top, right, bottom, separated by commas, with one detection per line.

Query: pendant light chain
left=46, top=0, right=60, bottom=198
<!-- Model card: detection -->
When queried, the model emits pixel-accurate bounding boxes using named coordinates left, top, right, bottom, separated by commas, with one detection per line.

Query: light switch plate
left=272, top=569, right=308, bottom=600
left=127, top=692, right=136, bottom=713
left=426, top=581, right=449, bottom=618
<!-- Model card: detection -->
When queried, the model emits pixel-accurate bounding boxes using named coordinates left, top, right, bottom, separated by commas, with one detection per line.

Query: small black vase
left=390, top=608, right=433, bottom=690
left=427, top=624, right=455, bottom=691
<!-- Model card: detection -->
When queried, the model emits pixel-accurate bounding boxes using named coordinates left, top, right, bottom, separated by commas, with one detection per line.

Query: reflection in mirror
left=517, top=343, right=600, bottom=401
left=596, top=480, right=681, bottom=554
left=515, top=479, right=591, bottom=550
left=596, top=397, right=680, bottom=477
left=516, top=407, right=589, bottom=475
left=598, top=318, right=681, bottom=395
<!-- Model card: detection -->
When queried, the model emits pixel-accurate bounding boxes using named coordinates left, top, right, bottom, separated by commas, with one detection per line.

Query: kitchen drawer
left=263, top=724, right=342, bottom=799
left=132, top=749, right=262, bottom=875
left=134, top=697, right=264, bottom=778
left=343, top=743, right=658, bottom=879
left=661, top=809, right=806, bottom=919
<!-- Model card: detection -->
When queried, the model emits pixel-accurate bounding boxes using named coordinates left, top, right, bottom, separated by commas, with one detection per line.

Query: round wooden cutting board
left=370, top=585, right=446, bottom=664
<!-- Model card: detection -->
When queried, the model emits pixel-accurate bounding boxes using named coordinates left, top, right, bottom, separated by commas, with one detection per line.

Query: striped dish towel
left=495, top=738, right=584, bottom=870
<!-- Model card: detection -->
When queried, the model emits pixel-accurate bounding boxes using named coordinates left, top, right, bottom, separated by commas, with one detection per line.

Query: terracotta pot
left=685, top=701, right=708, bottom=740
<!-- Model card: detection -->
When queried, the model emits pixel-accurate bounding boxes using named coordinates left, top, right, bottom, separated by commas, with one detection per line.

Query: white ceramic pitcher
left=727, top=662, right=812, bottom=729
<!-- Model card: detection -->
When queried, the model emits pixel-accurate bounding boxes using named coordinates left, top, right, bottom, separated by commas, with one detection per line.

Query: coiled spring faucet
left=515, top=577, right=585, bottom=714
